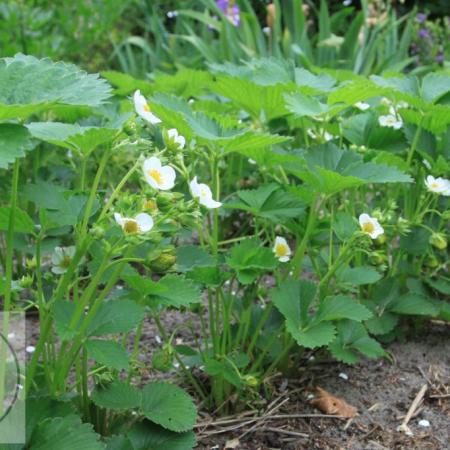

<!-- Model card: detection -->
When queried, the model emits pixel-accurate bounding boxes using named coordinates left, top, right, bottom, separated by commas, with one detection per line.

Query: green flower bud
left=19, top=274, right=33, bottom=289
left=429, top=233, right=447, bottom=250
left=148, top=253, right=177, bottom=273
left=242, top=375, right=259, bottom=387
left=152, top=347, right=174, bottom=372
left=90, top=225, right=105, bottom=239
left=425, top=255, right=439, bottom=268
left=26, top=257, right=37, bottom=270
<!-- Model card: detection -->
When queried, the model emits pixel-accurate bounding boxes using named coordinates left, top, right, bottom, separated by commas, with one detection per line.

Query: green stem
left=0, top=159, right=20, bottom=413
left=291, top=194, right=321, bottom=278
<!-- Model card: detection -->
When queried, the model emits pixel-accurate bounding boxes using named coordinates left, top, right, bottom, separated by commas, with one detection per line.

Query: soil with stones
left=27, top=311, right=450, bottom=450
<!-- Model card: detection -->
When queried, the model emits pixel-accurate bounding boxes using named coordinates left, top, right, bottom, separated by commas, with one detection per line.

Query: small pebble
left=26, top=346, right=36, bottom=353
left=155, top=335, right=162, bottom=344
left=418, top=419, right=430, bottom=427
left=339, top=372, right=349, bottom=380
left=7, top=333, right=15, bottom=340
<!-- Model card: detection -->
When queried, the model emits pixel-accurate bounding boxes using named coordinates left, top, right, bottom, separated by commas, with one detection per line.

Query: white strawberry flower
left=143, top=156, right=176, bottom=190
left=273, top=236, right=291, bottom=262
left=114, top=212, right=154, bottom=234
left=359, top=213, right=384, bottom=239
left=378, top=114, right=403, bottom=129
left=167, top=128, right=186, bottom=149
left=133, top=90, right=161, bottom=125
left=189, top=177, right=222, bottom=209
left=51, top=246, right=76, bottom=275
left=425, top=175, right=450, bottom=196
left=355, top=101, right=370, bottom=111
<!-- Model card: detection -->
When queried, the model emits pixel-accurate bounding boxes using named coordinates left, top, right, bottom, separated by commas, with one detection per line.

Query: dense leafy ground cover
left=0, top=1, right=449, bottom=449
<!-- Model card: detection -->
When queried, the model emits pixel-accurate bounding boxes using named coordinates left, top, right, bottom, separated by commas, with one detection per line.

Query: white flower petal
left=133, top=90, right=161, bottom=124
left=135, top=213, right=154, bottom=232
left=158, top=165, right=176, bottom=190
left=114, top=212, right=124, bottom=226
left=189, top=177, right=201, bottom=197
left=201, top=197, right=222, bottom=209
left=355, top=101, right=370, bottom=111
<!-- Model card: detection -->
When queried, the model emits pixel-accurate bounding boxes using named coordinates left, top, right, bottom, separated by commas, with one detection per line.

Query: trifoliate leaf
left=329, top=320, right=385, bottom=363
left=140, top=383, right=197, bottom=433
left=389, top=294, right=438, bottom=316
left=84, top=340, right=129, bottom=371
left=0, top=54, right=111, bottom=120
left=149, top=275, right=201, bottom=308
left=318, top=296, right=373, bottom=322
left=127, top=421, right=196, bottom=450
left=27, top=122, right=118, bottom=155
left=339, top=267, right=383, bottom=285
left=91, top=381, right=141, bottom=411
left=29, top=415, right=104, bottom=450
left=87, top=300, right=145, bottom=336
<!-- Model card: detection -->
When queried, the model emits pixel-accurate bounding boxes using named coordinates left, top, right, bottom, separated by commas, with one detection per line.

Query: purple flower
left=418, top=28, right=430, bottom=39
left=416, top=13, right=427, bottom=23
left=216, top=0, right=240, bottom=26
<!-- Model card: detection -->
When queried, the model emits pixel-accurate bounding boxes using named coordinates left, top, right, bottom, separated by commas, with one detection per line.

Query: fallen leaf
left=310, top=387, right=357, bottom=418
left=225, top=438, right=240, bottom=449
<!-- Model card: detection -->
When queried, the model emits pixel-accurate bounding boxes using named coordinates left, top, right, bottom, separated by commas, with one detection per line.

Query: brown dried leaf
left=310, top=387, right=357, bottom=418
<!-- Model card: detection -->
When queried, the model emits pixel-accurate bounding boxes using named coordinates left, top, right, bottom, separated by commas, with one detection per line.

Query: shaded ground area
left=194, top=324, right=450, bottom=450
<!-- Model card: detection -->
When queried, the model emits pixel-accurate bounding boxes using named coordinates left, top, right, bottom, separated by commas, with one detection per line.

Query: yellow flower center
left=123, top=220, right=139, bottom=234
left=144, top=199, right=158, bottom=211
left=362, top=222, right=375, bottom=234
left=431, top=182, right=440, bottom=189
left=143, top=103, right=151, bottom=112
left=200, top=188, right=208, bottom=198
left=61, top=255, right=72, bottom=269
left=275, top=244, right=288, bottom=257
left=148, top=169, right=163, bottom=185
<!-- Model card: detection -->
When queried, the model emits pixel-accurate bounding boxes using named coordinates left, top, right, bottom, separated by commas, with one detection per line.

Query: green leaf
left=29, top=415, right=104, bottom=450
left=175, top=246, right=214, bottom=272
left=365, top=312, right=398, bottom=335
left=286, top=320, right=336, bottom=348
left=227, top=184, right=305, bottom=223
left=26, top=397, right=76, bottom=443
left=332, top=212, right=357, bottom=241
left=339, top=267, right=382, bottom=285
left=22, top=181, right=69, bottom=210
left=285, top=92, right=331, bottom=117
left=0, top=124, right=36, bottom=168
left=88, top=300, right=145, bottom=336
left=101, top=70, right=151, bottom=96
left=390, top=294, right=438, bottom=316
left=285, top=144, right=412, bottom=194
left=127, top=421, right=196, bottom=450
left=150, top=275, right=201, bottom=308
left=0, top=54, right=111, bottom=120
left=271, top=279, right=317, bottom=327
left=212, top=75, right=290, bottom=120
left=85, top=340, right=129, bottom=371
left=27, top=122, right=118, bottom=155
left=0, top=206, right=35, bottom=234
left=226, top=238, right=277, bottom=284
left=91, top=381, right=141, bottom=411
left=329, top=320, right=385, bottom=363
left=140, top=383, right=197, bottom=433
left=53, top=301, right=81, bottom=341
left=318, top=295, right=372, bottom=322
left=421, top=73, right=450, bottom=104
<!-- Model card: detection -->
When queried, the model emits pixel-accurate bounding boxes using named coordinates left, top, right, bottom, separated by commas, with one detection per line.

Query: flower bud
left=143, top=199, right=158, bottom=212
left=90, top=225, right=105, bottom=240
left=429, top=233, right=447, bottom=250
left=425, top=255, right=439, bottom=268
left=242, top=375, right=259, bottom=387
left=152, top=346, right=174, bottom=372
left=26, top=257, right=37, bottom=270
left=19, top=274, right=33, bottom=289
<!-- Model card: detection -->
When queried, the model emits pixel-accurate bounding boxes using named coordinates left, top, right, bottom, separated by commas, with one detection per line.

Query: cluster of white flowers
left=113, top=92, right=222, bottom=235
